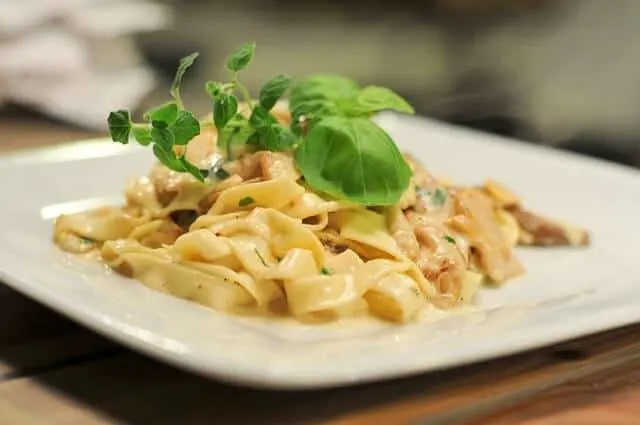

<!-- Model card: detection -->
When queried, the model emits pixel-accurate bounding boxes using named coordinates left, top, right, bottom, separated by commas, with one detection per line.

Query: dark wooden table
left=1, top=111, right=640, bottom=425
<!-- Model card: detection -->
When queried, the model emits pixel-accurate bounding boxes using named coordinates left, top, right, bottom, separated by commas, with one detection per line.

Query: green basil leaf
left=171, top=110, right=201, bottom=145
left=144, top=101, right=179, bottom=124
left=259, top=74, right=291, bottom=111
left=354, top=86, right=414, bottom=115
left=107, top=110, right=132, bottom=144
left=131, top=126, right=152, bottom=146
left=290, top=74, right=359, bottom=108
left=225, top=42, right=255, bottom=72
left=150, top=127, right=174, bottom=151
left=213, top=93, right=238, bottom=130
left=170, top=52, right=199, bottom=104
left=295, top=116, right=412, bottom=206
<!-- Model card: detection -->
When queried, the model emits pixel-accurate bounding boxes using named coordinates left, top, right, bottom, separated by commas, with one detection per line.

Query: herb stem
left=233, top=76, right=253, bottom=109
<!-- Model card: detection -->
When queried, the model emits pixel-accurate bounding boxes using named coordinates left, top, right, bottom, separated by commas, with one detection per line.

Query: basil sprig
left=107, top=42, right=416, bottom=205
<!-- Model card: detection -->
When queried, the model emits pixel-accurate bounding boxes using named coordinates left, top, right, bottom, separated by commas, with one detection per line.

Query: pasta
left=53, top=101, right=589, bottom=323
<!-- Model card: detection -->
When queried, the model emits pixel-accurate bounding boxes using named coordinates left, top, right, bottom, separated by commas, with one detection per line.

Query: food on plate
left=53, top=42, right=589, bottom=323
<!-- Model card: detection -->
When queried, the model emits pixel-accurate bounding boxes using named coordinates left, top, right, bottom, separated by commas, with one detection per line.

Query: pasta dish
left=52, top=43, right=589, bottom=323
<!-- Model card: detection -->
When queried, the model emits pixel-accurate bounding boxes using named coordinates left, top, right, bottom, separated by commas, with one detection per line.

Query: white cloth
left=0, top=0, right=171, bottom=129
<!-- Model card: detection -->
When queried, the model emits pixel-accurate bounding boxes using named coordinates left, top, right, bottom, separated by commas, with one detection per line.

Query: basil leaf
left=170, top=52, right=199, bottom=104
left=290, top=74, right=359, bottom=108
left=171, top=110, right=200, bottom=145
left=259, top=74, right=291, bottom=111
left=295, top=116, right=412, bottom=206
left=131, top=126, right=152, bottom=146
left=107, top=110, right=132, bottom=144
left=151, top=127, right=174, bottom=151
left=213, top=93, right=238, bottom=130
left=144, top=101, right=179, bottom=124
left=354, top=86, right=414, bottom=115
left=225, top=42, right=255, bottom=72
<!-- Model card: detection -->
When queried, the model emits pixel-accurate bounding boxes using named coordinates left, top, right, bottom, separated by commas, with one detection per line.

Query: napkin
left=0, top=0, right=171, bottom=129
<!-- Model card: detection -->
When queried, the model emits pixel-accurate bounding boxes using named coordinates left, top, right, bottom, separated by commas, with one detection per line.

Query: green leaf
left=257, top=125, right=296, bottom=152
left=354, top=86, right=414, bottom=115
left=444, top=235, right=456, bottom=244
left=289, top=74, right=359, bottom=129
left=170, top=110, right=200, bottom=145
left=170, top=52, right=199, bottom=106
left=295, top=116, right=412, bottom=206
left=205, top=81, right=234, bottom=99
left=290, top=74, right=359, bottom=108
left=431, top=187, right=447, bottom=207
left=213, top=93, right=238, bottom=130
left=249, top=105, right=276, bottom=128
left=321, top=267, right=333, bottom=275
left=238, top=196, right=255, bottom=207
left=218, top=114, right=255, bottom=157
left=131, top=126, right=152, bottom=146
left=179, top=156, right=205, bottom=182
left=151, top=126, right=174, bottom=151
left=259, top=74, right=291, bottom=111
left=143, top=101, right=179, bottom=124
left=152, top=144, right=184, bottom=172
left=107, top=110, right=132, bottom=144
left=225, top=42, right=255, bottom=72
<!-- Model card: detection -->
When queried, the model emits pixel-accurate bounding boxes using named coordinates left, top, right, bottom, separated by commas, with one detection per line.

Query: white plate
left=1, top=114, right=639, bottom=390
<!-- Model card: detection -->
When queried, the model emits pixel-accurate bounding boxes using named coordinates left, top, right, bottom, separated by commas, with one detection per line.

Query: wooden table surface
left=1, top=111, right=640, bottom=425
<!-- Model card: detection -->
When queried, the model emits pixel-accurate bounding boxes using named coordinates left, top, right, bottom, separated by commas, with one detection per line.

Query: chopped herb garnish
left=320, top=267, right=333, bottom=275
left=255, top=248, right=267, bottom=266
left=444, top=235, right=456, bottom=244
left=238, top=196, right=255, bottom=207
left=79, top=236, right=95, bottom=244
left=431, top=187, right=447, bottom=207
left=106, top=42, right=417, bottom=206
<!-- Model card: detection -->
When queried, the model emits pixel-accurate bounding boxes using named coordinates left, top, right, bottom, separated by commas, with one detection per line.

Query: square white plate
left=1, top=114, right=639, bottom=390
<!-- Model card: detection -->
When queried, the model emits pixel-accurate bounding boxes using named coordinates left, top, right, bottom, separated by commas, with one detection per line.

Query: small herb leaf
left=321, top=267, right=333, bottom=275
left=444, top=235, right=456, bottom=244
left=295, top=116, right=412, bottom=206
left=131, top=126, right=152, bottom=146
left=432, top=188, right=447, bottom=207
left=153, top=144, right=184, bottom=172
left=225, top=42, right=255, bottom=72
left=259, top=74, right=291, bottom=111
left=150, top=127, right=174, bottom=151
left=355, top=86, right=415, bottom=115
left=170, top=53, right=199, bottom=106
left=178, top=156, right=205, bottom=182
left=213, top=93, right=238, bottom=130
left=107, top=110, right=132, bottom=144
left=249, top=105, right=277, bottom=128
left=238, top=196, right=255, bottom=207
left=170, top=110, right=200, bottom=145
left=143, top=101, right=179, bottom=124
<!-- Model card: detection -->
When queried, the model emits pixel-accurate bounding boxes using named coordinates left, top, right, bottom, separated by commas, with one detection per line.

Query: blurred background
left=2, top=0, right=640, bottom=167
